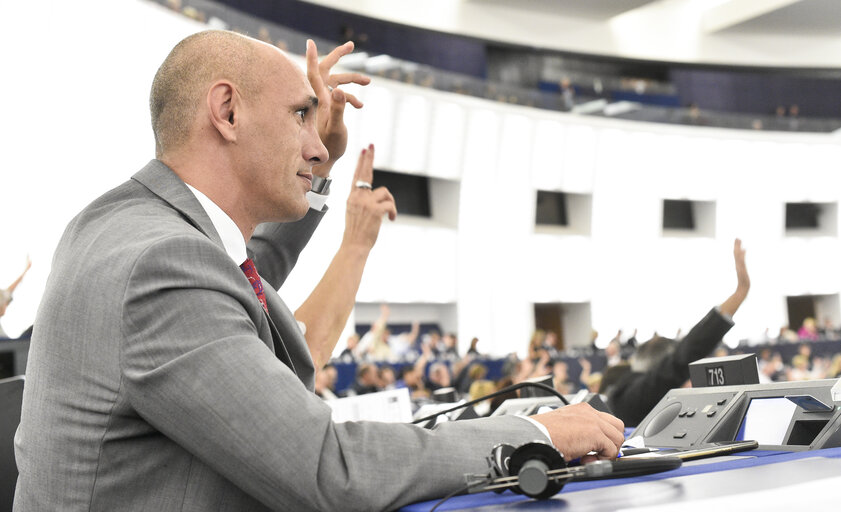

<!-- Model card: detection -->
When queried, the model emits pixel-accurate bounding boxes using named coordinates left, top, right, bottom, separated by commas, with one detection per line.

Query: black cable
left=567, top=456, right=683, bottom=481
left=429, top=483, right=472, bottom=512
left=412, top=382, right=570, bottom=425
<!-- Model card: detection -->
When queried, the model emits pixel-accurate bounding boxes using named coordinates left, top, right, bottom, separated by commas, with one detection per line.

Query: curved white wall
left=3, top=1, right=841, bottom=359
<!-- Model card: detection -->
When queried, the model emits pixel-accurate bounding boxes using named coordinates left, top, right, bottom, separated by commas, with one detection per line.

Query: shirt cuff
left=518, top=416, right=553, bottom=446
left=306, top=190, right=328, bottom=212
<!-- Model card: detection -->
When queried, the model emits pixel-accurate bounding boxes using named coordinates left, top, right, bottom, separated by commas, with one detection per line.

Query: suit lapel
left=263, top=307, right=297, bottom=375
left=131, top=160, right=295, bottom=370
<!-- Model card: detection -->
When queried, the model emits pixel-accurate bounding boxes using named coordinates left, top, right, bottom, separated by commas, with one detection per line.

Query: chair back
left=0, top=376, right=24, bottom=511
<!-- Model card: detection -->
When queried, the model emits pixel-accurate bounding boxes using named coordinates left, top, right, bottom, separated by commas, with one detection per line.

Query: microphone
left=412, top=381, right=570, bottom=426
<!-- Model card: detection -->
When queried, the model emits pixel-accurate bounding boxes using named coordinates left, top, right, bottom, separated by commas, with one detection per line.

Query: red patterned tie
left=240, top=258, right=268, bottom=313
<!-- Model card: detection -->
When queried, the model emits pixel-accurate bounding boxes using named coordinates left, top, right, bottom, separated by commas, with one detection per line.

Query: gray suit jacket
left=14, top=160, right=542, bottom=511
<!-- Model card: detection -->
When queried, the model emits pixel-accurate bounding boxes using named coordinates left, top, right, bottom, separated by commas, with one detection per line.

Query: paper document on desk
left=325, top=388, right=413, bottom=423
left=617, top=471, right=841, bottom=511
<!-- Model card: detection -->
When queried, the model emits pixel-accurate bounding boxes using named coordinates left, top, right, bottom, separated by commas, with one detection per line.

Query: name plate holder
left=689, top=353, right=759, bottom=388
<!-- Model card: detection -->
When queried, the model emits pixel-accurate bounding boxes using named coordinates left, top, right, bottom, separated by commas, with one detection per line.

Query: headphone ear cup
left=507, top=442, right=568, bottom=500
left=489, top=443, right=517, bottom=493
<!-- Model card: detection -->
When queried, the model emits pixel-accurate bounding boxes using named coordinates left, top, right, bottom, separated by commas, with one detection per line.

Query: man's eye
left=295, top=109, right=307, bottom=122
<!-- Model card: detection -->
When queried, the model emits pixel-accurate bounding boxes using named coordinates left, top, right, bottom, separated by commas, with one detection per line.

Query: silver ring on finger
left=355, top=180, right=373, bottom=190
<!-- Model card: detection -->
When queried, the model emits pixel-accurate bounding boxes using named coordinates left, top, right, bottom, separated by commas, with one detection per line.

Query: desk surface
left=402, top=447, right=841, bottom=511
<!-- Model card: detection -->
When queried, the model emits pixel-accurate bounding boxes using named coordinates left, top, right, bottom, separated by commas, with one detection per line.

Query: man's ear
left=207, top=80, right=238, bottom=143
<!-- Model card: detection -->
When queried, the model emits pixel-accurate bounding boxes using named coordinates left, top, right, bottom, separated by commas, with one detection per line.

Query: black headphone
left=488, top=441, right=569, bottom=499
left=469, top=441, right=683, bottom=500
left=492, top=442, right=572, bottom=500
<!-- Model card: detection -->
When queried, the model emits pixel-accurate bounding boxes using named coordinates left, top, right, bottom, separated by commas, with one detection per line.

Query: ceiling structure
left=297, top=0, right=841, bottom=68
left=713, top=0, right=841, bottom=35
left=469, top=0, right=661, bottom=21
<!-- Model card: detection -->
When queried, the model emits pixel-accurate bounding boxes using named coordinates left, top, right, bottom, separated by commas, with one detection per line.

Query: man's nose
left=304, top=125, right=329, bottom=165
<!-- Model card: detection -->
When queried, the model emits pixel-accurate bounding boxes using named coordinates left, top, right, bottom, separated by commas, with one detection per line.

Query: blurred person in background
left=527, top=329, right=546, bottom=361
left=388, top=321, right=420, bottom=360
left=828, top=354, right=841, bottom=379
left=552, top=360, right=575, bottom=395
left=453, top=361, right=487, bottom=395
left=779, top=325, right=799, bottom=343
left=437, top=332, right=459, bottom=360
left=559, top=76, right=575, bottom=111
left=338, top=333, right=360, bottom=362
left=358, top=303, right=392, bottom=361
left=467, top=336, right=481, bottom=356
left=426, top=362, right=452, bottom=392
left=787, top=354, right=813, bottom=381
left=0, top=256, right=31, bottom=338
left=315, top=363, right=338, bottom=400
left=396, top=363, right=429, bottom=399
left=543, top=331, right=562, bottom=360
left=352, top=363, right=381, bottom=395
left=604, top=337, right=623, bottom=367
left=378, top=365, right=397, bottom=390
left=819, top=318, right=839, bottom=339
left=797, top=318, right=819, bottom=341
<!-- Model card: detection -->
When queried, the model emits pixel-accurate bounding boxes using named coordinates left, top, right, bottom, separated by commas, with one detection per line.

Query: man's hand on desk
left=531, top=403, right=625, bottom=462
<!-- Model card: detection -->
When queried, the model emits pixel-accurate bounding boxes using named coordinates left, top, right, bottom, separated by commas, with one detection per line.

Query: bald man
left=14, top=31, right=623, bottom=511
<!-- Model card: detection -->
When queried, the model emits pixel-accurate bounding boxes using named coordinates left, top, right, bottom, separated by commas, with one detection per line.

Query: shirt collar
left=185, top=184, right=248, bottom=265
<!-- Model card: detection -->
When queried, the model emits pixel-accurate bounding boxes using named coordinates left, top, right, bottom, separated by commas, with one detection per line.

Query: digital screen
left=735, top=397, right=798, bottom=445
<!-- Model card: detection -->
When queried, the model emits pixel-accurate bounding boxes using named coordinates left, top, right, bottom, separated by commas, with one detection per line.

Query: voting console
left=631, top=378, right=841, bottom=451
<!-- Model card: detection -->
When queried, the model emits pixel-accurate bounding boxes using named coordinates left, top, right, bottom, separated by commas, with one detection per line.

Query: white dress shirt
left=185, top=184, right=308, bottom=335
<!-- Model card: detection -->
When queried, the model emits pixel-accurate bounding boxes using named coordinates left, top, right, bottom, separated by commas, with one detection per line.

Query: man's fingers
left=580, top=454, right=599, bottom=464
left=599, top=419, right=626, bottom=452
left=372, top=186, right=394, bottom=204
left=329, top=88, right=347, bottom=121
left=351, top=147, right=366, bottom=183
left=352, top=144, right=375, bottom=184
left=588, top=424, right=622, bottom=460
left=362, top=144, right=375, bottom=180
left=306, top=40, right=325, bottom=94
left=598, top=410, right=625, bottom=433
left=372, top=187, right=397, bottom=220
left=343, top=92, right=364, bottom=109
left=378, top=200, right=398, bottom=221
left=328, top=72, right=371, bottom=87
left=734, top=239, right=746, bottom=261
left=319, top=41, right=355, bottom=72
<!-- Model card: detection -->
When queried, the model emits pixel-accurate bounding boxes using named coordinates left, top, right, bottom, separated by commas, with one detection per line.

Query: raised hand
left=305, top=40, right=371, bottom=174
left=720, top=238, right=750, bottom=317
left=733, top=238, right=749, bottom=295
left=342, top=144, right=397, bottom=252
